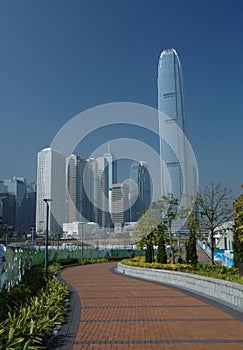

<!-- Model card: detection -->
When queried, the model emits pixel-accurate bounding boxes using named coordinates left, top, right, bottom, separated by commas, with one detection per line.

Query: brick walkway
left=180, top=244, right=211, bottom=264
left=58, top=262, right=243, bottom=350
left=196, top=245, right=211, bottom=263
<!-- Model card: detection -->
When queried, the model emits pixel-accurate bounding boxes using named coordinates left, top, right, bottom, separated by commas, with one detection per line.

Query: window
left=165, top=118, right=176, bottom=124
left=163, top=92, right=175, bottom=98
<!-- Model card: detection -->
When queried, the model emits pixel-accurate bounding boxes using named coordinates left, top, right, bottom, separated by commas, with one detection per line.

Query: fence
left=0, top=246, right=144, bottom=292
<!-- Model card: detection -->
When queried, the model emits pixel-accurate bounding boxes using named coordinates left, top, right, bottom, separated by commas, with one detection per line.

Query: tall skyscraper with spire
left=158, top=48, right=187, bottom=202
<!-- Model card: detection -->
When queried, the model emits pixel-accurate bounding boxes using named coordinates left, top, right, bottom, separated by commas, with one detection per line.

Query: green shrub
left=0, top=254, right=111, bottom=348
left=0, top=277, right=68, bottom=349
left=48, top=262, right=61, bottom=276
left=56, top=258, right=79, bottom=266
left=0, top=266, right=47, bottom=322
left=121, top=259, right=242, bottom=284
left=78, top=258, right=108, bottom=265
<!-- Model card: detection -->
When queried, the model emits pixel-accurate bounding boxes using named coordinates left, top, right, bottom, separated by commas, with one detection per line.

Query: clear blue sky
left=0, top=0, right=243, bottom=196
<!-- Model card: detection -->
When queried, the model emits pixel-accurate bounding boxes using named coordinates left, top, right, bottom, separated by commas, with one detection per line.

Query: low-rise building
left=213, top=221, right=234, bottom=250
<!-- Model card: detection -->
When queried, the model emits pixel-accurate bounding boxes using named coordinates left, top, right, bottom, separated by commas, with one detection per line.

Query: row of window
left=163, top=92, right=175, bottom=98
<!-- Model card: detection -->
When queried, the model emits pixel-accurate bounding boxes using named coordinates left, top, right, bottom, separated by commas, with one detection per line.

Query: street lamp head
left=43, top=199, right=52, bottom=203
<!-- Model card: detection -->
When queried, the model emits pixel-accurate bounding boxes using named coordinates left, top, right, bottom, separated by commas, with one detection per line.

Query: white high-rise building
left=36, top=148, right=65, bottom=235
left=93, top=156, right=109, bottom=228
left=65, top=154, right=86, bottom=223
left=84, top=156, right=111, bottom=228
left=158, top=48, right=187, bottom=200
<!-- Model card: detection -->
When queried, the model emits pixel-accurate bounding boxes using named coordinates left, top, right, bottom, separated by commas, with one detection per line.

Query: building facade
left=84, top=154, right=117, bottom=228
left=63, top=221, right=85, bottom=239
left=111, top=183, right=130, bottom=230
left=65, top=154, right=86, bottom=223
left=36, top=148, right=65, bottom=235
left=158, top=48, right=187, bottom=202
left=3, top=177, right=27, bottom=231
left=0, top=179, right=36, bottom=234
left=24, top=190, right=36, bottom=232
left=129, top=161, right=151, bottom=221
left=103, top=152, right=117, bottom=227
left=0, top=193, right=15, bottom=228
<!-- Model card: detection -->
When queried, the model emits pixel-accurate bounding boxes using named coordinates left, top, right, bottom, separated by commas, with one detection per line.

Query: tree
left=134, top=194, right=184, bottom=263
left=156, top=224, right=167, bottom=264
left=233, top=187, right=243, bottom=266
left=185, top=209, right=199, bottom=265
left=157, top=194, right=180, bottom=264
left=186, top=228, right=198, bottom=265
left=197, top=183, right=233, bottom=265
left=137, top=230, right=156, bottom=263
left=134, top=207, right=160, bottom=242
left=145, top=234, right=154, bottom=263
left=134, top=195, right=181, bottom=264
left=134, top=207, right=159, bottom=263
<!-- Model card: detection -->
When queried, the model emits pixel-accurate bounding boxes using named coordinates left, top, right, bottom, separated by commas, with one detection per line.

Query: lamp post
left=43, top=199, right=52, bottom=276
left=80, top=222, right=85, bottom=261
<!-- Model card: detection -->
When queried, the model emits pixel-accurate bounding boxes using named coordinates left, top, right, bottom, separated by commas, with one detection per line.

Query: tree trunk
left=169, top=224, right=175, bottom=263
left=157, top=227, right=167, bottom=264
left=186, top=229, right=198, bottom=265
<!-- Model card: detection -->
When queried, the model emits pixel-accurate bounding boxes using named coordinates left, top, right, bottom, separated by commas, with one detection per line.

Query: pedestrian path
left=55, top=262, right=243, bottom=349
left=180, top=244, right=210, bottom=264
left=196, top=244, right=211, bottom=263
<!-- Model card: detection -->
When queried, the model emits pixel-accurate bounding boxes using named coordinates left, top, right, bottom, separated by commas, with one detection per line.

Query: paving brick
left=58, top=262, right=243, bottom=350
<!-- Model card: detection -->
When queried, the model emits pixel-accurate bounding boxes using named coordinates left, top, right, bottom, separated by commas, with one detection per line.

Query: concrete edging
left=117, top=262, right=243, bottom=310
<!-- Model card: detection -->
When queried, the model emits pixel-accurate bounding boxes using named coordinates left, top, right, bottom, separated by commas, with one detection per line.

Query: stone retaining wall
left=117, top=262, right=243, bottom=310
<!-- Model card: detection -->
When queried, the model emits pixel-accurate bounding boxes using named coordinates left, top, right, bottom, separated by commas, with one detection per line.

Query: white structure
left=36, top=148, right=65, bottom=235
left=65, top=154, right=86, bottom=223
left=62, top=221, right=100, bottom=239
left=84, top=157, right=109, bottom=227
left=63, top=221, right=85, bottom=238
left=123, top=222, right=137, bottom=236
left=213, top=221, right=234, bottom=250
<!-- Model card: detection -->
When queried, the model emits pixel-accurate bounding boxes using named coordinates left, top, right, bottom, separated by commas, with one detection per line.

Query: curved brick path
left=57, top=262, right=243, bottom=350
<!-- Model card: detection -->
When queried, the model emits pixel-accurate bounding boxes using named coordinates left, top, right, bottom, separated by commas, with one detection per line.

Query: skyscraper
left=65, top=154, right=86, bottom=223
left=24, top=188, right=36, bottom=231
left=83, top=158, right=96, bottom=223
left=158, top=48, right=187, bottom=202
left=103, top=152, right=117, bottom=227
left=36, top=148, right=65, bottom=235
left=129, top=161, right=151, bottom=221
left=0, top=193, right=15, bottom=228
left=111, top=183, right=129, bottom=232
left=83, top=156, right=108, bottom=227
left=84, top=153, right=117, bottom=228
left=4, top=177, right=27, bottom=231
left=94, top=156, right=109, bottom=228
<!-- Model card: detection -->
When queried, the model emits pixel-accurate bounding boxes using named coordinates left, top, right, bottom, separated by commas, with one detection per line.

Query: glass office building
left=4, top=177, right=27, bottom=231
left=65, top=154, right=86, bottom=223
left=84, top=154, right=117, bottom=228
left=129, top=161, right=151, bottom=221
left=158, top=48, right=187, bottom=201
